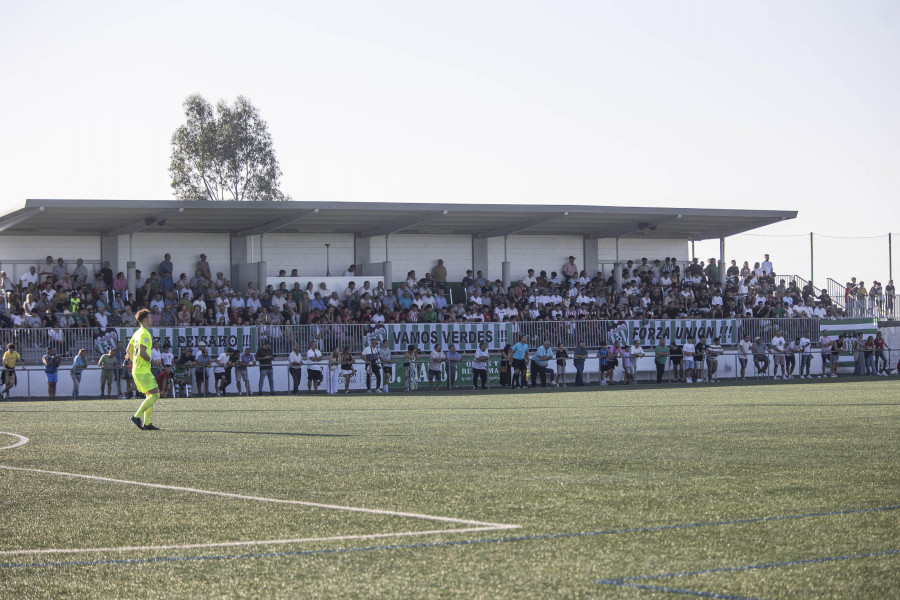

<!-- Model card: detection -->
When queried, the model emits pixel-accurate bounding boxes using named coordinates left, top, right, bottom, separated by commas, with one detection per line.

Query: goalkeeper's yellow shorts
left=133, top=372, right=158, bottom=394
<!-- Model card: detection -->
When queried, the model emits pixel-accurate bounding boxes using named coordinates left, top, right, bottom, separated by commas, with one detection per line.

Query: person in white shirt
left=428, top=345, right=446, bottom=391
left=522, top=269, right=536, bottom=287
left=288, top=344, right=305, bottom=394
left=362, top=339, right=382, bottom=392
left=770, top=330, right=787, bottom=379
left=682, top=338, right=696, bottom=384
left=472, top=342, right=489, bottom=389
left=737, top=334, right=753, bottom=380
left=306, top=341, right=324, bottom=392
left=799, top=335, right=812, bottom=378
left=20, top=266, right=38, bottom=288
left=270, top=290, right=287, bottom=311
left=761, top=254, right=774, bottom=277
left=630, top=342, right=645, bottom=378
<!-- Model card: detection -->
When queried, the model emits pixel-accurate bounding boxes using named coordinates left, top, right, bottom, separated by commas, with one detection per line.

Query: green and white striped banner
left=818, top=318, right=878, bottom=339
left=94, top=326, right=257, bottom=356
left=818, top=318, right=879, bottom=368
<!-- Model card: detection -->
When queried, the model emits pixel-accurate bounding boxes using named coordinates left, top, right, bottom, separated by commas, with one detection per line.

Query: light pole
left=325, top=243, right=331, bottom=276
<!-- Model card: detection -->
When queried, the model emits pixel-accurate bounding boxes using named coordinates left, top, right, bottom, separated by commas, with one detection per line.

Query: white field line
left=0, top=464, right=514, bottom=528
left=0, top=432, right=29, bottom=450
left=0, top=525, right=518, bottom=557
left=0, top=432, right=519, bottom=556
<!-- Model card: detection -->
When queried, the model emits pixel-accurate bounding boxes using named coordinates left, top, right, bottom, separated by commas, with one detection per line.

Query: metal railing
left=828, top=278, right=898, bottom=320
left=1, top=317, right=892, bottom=363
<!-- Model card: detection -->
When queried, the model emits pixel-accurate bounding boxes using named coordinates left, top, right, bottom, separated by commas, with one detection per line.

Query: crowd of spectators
left=1, top=252, right=894, bottom=335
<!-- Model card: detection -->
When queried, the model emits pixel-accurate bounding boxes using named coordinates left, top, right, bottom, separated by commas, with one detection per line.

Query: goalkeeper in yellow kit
left=128, top=309, right=162, bottom=431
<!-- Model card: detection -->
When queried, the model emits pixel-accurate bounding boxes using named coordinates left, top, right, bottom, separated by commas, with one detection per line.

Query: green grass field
left=1, top=381, right=898, bottom=599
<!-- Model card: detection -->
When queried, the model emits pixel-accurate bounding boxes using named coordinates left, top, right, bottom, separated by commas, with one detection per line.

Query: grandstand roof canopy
left=0, top=199, right=795, bottom=241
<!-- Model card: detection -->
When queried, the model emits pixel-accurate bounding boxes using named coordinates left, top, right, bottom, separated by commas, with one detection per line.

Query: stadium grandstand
left=0, top=199, right=896, bottom=398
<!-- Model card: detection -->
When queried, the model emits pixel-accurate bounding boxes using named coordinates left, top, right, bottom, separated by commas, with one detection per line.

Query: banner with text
left=360, top=322, right=512, bottom=352
left=607, top=319, right=740, bottom=346
left=94, top=326, right=257, bottom=356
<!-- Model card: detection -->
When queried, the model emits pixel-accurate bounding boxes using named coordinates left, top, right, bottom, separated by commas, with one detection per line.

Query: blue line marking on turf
left=597, top=549, right=900, bottom=599
left=599, top=582, right=766, bottom=600
left=1, top=504, right=897, bottom=569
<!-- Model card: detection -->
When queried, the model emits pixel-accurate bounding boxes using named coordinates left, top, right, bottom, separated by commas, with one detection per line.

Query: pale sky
left=2, top=0, right=898, bottom=284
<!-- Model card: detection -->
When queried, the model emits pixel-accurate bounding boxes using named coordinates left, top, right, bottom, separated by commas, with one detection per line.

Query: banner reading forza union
left=606, top=319, right=740, bottom=346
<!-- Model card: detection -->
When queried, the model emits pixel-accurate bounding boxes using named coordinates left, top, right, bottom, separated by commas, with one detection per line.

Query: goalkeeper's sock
left=134, top=393, right=160, bottom=423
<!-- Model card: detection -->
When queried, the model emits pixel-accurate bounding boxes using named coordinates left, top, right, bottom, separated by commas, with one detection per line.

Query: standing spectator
left=472, top=342, right=489, bottom=389
left=573, top=341, right=588, bottom=386
left=830, top=335, right=845, bottom=378
left=654, top=339, right=669, bottom=384
left=707, top=337, right=723, bottom=382
left=693, top=336, right=707, bottom=383
left=682, top=337, right=696, bottom=384
left=819, top=329, right=834, bottom=378
left=403, top=345, right=419, bottom=392
left=288, top=344, right=304, bottom=394
left=362, top=339, right=382, bottom=393
left=561, top=256, right=578, bottom=281
left=71, top=348, right=87, bottom=400
left=100, top=261, right=114, bottom=290
left=864, top=336, right=876, bottom=376
left=236, top=347, right=256, bottom=396
left=597, top=341, right=612, bottom=386
left=771, top=330, right=787, bottom=379
left=874, top=331, right=889, bottom=375
left=885, top=280, right=895, bottom=315
left=53, top=257, right=67, bottom=283
left=158, top=253, right=174, bottom=280
left=669, top=341, right=683, bottom=381
left=256, top=342, right=274, bottom=394
left=445, top=344, right=462, bottom=390
left=428, top=344, right=446, bottom=391
left=197, top=254, right=211, bottom=280
left=98, top=348, right=118, bottom=398
left=43, top=347, right=61, bottom=400
left=785, top=337, right=799, bottom=379
left=195, top=347, right=211, bottom=396
left=431, top=259, right=447, bottom=287
left=761, top=254, right=774, bottom=277
left=20, top=266, right=38, bottom=288
left=555, top=343, right=569, bottom=387
left=621, top=344, right=634, bottom=385
left=339, top=346, right=354, bottom=393
left=377, top=340, right=392, bottom=393
left=499, top=343, right=512, bottom=388
left=737, top=334, right=752, bottom=380
left=852, top=332, right=864, bottom=376
left=799, top=334, right=812, bottom=379
left=72, top=259, right=90, bottom=284
left=307, top=341, right=325, bottom=392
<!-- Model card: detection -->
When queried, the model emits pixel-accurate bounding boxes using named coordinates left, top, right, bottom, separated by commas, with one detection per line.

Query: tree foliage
left=170, top=95, right=290, bottom=201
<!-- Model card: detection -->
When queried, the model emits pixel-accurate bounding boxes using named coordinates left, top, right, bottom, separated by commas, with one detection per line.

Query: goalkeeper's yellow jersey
left=129, top=327, right=153, bottom=376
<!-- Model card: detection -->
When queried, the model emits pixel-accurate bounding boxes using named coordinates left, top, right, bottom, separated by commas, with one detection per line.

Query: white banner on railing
left=359, top=322, right=512, bottom=352
left=94, top=326, right=258, bottom=355
left=609, top=319, right=740, bottom=346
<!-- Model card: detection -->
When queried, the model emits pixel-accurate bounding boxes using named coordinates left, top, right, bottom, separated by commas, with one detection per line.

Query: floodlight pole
left=325, top=243, right=331, bottom=277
